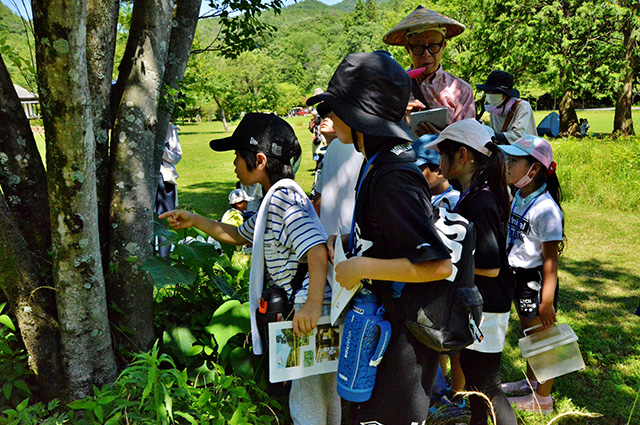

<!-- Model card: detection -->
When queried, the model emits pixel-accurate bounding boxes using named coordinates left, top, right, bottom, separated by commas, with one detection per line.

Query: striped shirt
left=238, top=188, right=330, bottom=304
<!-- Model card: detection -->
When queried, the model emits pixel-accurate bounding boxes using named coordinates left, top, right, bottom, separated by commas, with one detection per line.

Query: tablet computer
left=410, top=108, right=448, bottom=138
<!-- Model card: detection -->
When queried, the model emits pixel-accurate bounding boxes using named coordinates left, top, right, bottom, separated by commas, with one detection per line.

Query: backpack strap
left=288, top=262, right=309, bottom=306
left=501, top=99, right=522, bottom=133
left=411, top=78, right=430, bottom=110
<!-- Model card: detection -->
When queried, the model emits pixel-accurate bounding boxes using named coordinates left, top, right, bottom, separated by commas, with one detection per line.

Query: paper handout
left=330, top=232, right=362, bottom=325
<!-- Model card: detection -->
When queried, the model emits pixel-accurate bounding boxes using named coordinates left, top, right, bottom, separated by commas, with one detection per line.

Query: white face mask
left=485, top=93, right=505, bottom=107
left=513, top=164, right=536, bottom=188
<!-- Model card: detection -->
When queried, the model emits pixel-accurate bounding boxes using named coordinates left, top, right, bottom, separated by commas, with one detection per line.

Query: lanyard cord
left=432, top=186, right=453, bottom=207
left=453, top=187, right=472, bottom=212
left=348, top=151, right=382, bottom=256
left=508, top=192, right=544, bottom=249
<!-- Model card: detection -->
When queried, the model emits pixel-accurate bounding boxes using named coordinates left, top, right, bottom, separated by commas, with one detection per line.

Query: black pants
left=155, top=176, right=176, bottom=258
left=460, top=349, right=517, bottom=425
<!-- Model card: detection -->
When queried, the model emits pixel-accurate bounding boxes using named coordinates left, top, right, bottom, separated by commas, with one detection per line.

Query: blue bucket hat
left=413, top=134, right=441, bottom=167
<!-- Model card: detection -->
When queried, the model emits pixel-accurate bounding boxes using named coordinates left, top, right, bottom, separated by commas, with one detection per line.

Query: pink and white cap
left=498, top=134, right=556, bottom=174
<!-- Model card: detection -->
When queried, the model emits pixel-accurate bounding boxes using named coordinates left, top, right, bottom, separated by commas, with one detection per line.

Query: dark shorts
left=513, top=266, right=558, bottom=319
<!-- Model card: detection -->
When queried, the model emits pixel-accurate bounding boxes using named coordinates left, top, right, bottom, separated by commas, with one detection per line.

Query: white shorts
left=467, top=312, right=510, bottom=353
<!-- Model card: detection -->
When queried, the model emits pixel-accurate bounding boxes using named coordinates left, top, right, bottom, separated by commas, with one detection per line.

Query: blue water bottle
left=337, top=288, right=392, bottom=402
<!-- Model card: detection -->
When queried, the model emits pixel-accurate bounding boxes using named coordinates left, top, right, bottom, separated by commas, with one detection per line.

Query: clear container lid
left=518, top=323, right=579, bottom=358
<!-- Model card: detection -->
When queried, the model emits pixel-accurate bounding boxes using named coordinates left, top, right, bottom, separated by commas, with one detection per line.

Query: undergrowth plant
left=66, top=342, right=278, bottom=424
left=0, top=303, right=33, bottom=411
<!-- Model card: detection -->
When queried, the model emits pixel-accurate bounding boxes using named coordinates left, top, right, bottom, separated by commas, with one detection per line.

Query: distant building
left=13, top=84, right=39, bottom=119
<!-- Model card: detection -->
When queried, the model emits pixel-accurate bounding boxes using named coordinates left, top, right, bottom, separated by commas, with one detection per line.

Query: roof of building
left=13, top=84, right=37, bottom=101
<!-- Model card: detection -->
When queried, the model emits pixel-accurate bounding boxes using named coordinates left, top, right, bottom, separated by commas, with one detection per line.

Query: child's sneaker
left=501, top=378, right=537, bottom=395
left=428, top=393, right=469, bottom=422
left=508, top=393, right=554, bottom=415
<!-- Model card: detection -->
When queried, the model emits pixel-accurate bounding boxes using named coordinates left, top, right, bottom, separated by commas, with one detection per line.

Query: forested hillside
left=182, top=0, right=637, bottom=130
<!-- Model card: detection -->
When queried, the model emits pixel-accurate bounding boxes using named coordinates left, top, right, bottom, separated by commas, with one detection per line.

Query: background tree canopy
left=2, top=0, right=638, bottom=132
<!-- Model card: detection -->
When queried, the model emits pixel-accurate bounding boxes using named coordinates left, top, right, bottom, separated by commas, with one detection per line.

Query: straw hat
left=383, top=6, right=466, bottom=46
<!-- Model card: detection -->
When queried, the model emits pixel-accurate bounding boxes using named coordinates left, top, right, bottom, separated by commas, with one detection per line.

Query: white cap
left=228, top=189, right=253, bottom=204
left=425, top=119, right=493, bottom=157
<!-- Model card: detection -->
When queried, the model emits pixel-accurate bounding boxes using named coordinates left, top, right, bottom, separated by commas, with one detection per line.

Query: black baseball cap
left=209, top=113, right=298, bottom=163
left=306, top=51, right=412, bottom=143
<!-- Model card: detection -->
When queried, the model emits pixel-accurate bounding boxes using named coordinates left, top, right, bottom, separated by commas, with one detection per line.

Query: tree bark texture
left=86, top=0, right=120, bottom=265
left=558, top=89, right=580, bottom=136
left=154, top=0, right=200, bottom=170
left=33, top=0, right=118, bottom=400
left=0, top=193, right=64, bottom=401
left=0, top=54, right=51, bottom=264
left=107, top=0, right=175, bottom=353
left=613, top=5, right=637, bottom=136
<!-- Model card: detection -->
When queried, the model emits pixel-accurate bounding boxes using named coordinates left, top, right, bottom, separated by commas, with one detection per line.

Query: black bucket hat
left=306, top=51, right=412, bottom=143
left=210, top=113, right=298, bottom=164
left=476, top=70, right=519, bottom=98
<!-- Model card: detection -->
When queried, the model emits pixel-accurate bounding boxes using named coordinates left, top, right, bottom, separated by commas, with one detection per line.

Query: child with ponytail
left=426, top=119, right=517, bottom=425
left=498, top=135, right=564, bottom=415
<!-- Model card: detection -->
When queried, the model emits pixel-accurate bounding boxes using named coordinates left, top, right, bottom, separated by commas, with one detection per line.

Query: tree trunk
left=0, top=55, right=62, bottom=401
left=86, top=0, right=120, bottom=267
left=222, top=109, right=230, bottom=133
left=107, top=0, right=175, bottom=354
left=0, top=194, right=64, bottom=401
left=33, top=0, right=117, bottom=400
left=0, top=55, right=51, bottom=267
left=154, top=0, right=200, bottom=171
left=558, top=89, right=580, bottom=136
left=613, top=6, right=636, bottom=136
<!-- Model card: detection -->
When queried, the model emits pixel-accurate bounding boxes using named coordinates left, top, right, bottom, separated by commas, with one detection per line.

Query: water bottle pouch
left=255, top=286, right=293, bottom=353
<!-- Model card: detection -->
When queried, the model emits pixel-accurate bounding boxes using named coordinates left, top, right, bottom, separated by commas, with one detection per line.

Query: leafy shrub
left=0, top=303, right=33, bottom=411
left=65, top=342, right=278, bottom=425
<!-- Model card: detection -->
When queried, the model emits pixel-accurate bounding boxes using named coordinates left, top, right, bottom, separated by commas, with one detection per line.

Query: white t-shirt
left=432, top=186, right=460, bottom=211
left=315, top=140, right=363, bottom=235
left=507, top=189, right=563, bottom=269
left=238, top=187, right=330, bottom=304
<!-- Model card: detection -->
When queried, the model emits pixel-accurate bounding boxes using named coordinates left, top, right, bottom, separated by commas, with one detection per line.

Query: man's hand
left=404, top=99, right=426, bottom=125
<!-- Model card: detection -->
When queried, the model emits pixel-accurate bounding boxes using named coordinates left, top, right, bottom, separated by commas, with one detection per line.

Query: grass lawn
left=175, top=119, right=640, bottom=424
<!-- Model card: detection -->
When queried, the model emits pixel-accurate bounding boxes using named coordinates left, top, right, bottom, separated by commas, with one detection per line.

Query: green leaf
left=230, top=347, right=255, bottom=380
left=229, top=406, right=244, bottom=425
left=0, top=314, right=15, bottom=331
left=68, top=399, right=97, bottom=410
left=212, top=275, right=237, bottom=298
left=205, top=300, right=251, bottom=355
left=175, top=411, right=197, bottom=424
left=173, top=240, right=220, bottom=267
left=13, top=380, right=30, bottom=395
left=187, top=345, right=203, bottom=356
left=94, top=404, right=104, bottom=423
left=16, top=398, right=29, bottom=412
left=98, top=395, right=118, bottom=405
left=142, top=256, right=197, bottom=289
left=2, top=383, right=12, bottom=400
left=162, top=326, right=197, bottom=362
left=104, top=412, right=122, bottom=425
